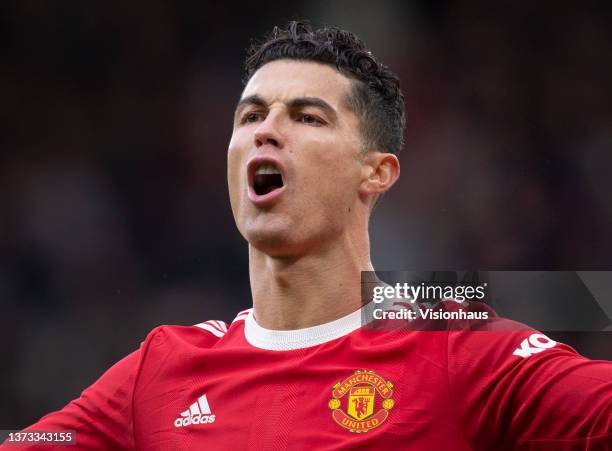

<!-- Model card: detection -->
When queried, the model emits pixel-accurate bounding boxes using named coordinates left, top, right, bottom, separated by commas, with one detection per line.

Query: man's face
left=228, top=60, right=365, bottom=257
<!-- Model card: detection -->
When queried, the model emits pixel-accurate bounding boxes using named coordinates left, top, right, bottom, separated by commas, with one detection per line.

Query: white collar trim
left=243, top=306, right=363, bottom=351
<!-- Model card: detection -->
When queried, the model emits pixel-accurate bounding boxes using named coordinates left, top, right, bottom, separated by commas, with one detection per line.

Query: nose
left=254, top=113, right=284, bottom=149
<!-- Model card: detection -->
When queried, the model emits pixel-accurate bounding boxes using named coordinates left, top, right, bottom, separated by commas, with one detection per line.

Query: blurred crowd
left=1, top=0, right=611, bottom=426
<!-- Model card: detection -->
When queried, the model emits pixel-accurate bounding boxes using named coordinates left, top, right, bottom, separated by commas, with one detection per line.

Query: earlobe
left=359, top=152, right=400, bottom=197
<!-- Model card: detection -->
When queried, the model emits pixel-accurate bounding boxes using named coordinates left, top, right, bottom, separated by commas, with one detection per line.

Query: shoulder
left=142, top=308, right=252, bottom=349
left=193, top=308, right=252, bottom=338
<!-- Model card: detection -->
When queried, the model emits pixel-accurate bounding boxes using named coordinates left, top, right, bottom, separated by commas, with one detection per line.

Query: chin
left=244, top=225, right=297, bottom=256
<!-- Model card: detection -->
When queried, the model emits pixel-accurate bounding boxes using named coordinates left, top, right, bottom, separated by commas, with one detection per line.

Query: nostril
left=255, top=137, right=278, bottom=147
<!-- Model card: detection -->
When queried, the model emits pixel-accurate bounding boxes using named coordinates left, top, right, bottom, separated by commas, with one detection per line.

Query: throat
left=249, top=251, right=369, bottom=330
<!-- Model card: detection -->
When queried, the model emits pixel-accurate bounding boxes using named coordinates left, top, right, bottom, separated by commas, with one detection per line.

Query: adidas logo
left=174, top=394, right=216, bottom=428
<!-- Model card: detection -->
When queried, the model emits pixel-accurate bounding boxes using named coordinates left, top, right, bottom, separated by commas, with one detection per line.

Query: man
left=5, top=21, right=612, bottom=450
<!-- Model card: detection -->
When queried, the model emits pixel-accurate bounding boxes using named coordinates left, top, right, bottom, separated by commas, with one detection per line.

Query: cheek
left=227, top=136, right=247, bottom=209
left=227, top=148, right=240, bottom=186
left=301, top=149, right=361, bottom=205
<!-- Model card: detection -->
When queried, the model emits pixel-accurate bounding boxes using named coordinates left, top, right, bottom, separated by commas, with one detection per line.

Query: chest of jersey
left=132, top=329, right=470, bottom=450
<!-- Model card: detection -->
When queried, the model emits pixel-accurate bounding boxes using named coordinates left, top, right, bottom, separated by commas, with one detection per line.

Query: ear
left=358, top=152, right=400, bottom=200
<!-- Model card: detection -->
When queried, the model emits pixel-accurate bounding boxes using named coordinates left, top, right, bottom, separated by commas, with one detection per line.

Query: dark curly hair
left=244, top=21, right=405, bottom=156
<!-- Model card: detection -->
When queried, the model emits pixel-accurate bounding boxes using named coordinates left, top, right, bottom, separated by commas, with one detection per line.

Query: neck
left=249, top=230, right=373, bottom=330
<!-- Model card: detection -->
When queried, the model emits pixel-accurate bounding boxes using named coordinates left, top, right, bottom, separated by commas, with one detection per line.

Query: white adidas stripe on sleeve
left=211, top=320, right=227, bottom=332
left=194, top=323, right=225, bottom=338
left=193, top=309, right=251, bottom=336
left=232, top=308, right=252, bottom=323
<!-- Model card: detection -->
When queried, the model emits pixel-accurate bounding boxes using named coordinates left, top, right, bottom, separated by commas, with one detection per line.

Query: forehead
left=241, top=60, right=354, bottom=109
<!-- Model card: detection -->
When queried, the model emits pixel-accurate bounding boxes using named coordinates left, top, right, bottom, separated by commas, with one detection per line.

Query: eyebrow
left=287, top=97, right=337, bottom=121
left=234, top=95, right=338, bottom=122
left=235, top=94, right=267, bottom=115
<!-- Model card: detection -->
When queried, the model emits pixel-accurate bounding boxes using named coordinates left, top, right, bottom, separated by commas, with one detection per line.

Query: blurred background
left=2, top=0, right=612, bottom=427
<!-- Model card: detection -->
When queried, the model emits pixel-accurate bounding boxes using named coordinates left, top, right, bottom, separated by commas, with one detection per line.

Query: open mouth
left=246, top=157, right=287, bottom=205
left=252, top=163, right=284, bottom=196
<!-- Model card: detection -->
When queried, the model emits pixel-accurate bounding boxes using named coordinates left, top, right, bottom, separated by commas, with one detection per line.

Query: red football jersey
left=5, top=307, right=612, bottom=450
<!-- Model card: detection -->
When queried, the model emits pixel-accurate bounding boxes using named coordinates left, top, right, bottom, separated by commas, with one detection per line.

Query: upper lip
left=246, top=155, right=286, bottom=193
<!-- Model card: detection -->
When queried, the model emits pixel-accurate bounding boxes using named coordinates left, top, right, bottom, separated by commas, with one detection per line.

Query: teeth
left=255, top=164, right=281, bottom=176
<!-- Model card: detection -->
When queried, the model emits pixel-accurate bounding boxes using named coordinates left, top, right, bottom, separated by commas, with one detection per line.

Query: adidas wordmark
left=174, top=394, right=216, bottom=428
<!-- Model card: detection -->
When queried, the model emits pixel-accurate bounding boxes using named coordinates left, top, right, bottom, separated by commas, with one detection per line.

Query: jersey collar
left=243, top=306, right=363, bottom=351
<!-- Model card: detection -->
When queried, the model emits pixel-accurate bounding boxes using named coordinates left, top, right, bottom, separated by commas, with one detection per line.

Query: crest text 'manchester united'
left=328, top=370, right=395, bottom=433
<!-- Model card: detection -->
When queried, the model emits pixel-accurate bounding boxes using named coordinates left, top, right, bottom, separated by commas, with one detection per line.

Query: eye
left=297, top=114, right=323, bottom=126
left=242, top=111, right=264, bottom=124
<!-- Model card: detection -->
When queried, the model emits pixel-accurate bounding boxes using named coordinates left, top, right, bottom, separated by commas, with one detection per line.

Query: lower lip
left=248, top=184, right=287, bottom=206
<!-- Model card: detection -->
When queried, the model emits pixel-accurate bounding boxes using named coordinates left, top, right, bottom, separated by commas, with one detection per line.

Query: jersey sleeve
left=2, top=328, right=163, bottom=450
left=447, top=318, right=612, bottom=450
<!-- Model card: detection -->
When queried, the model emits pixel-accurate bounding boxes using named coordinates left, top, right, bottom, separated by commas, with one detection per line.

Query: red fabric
left=5, top=314, right=612, bottom=450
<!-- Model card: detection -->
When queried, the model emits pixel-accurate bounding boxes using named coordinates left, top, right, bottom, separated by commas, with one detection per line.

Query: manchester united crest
left=328, top=370, right=395, bottom=433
